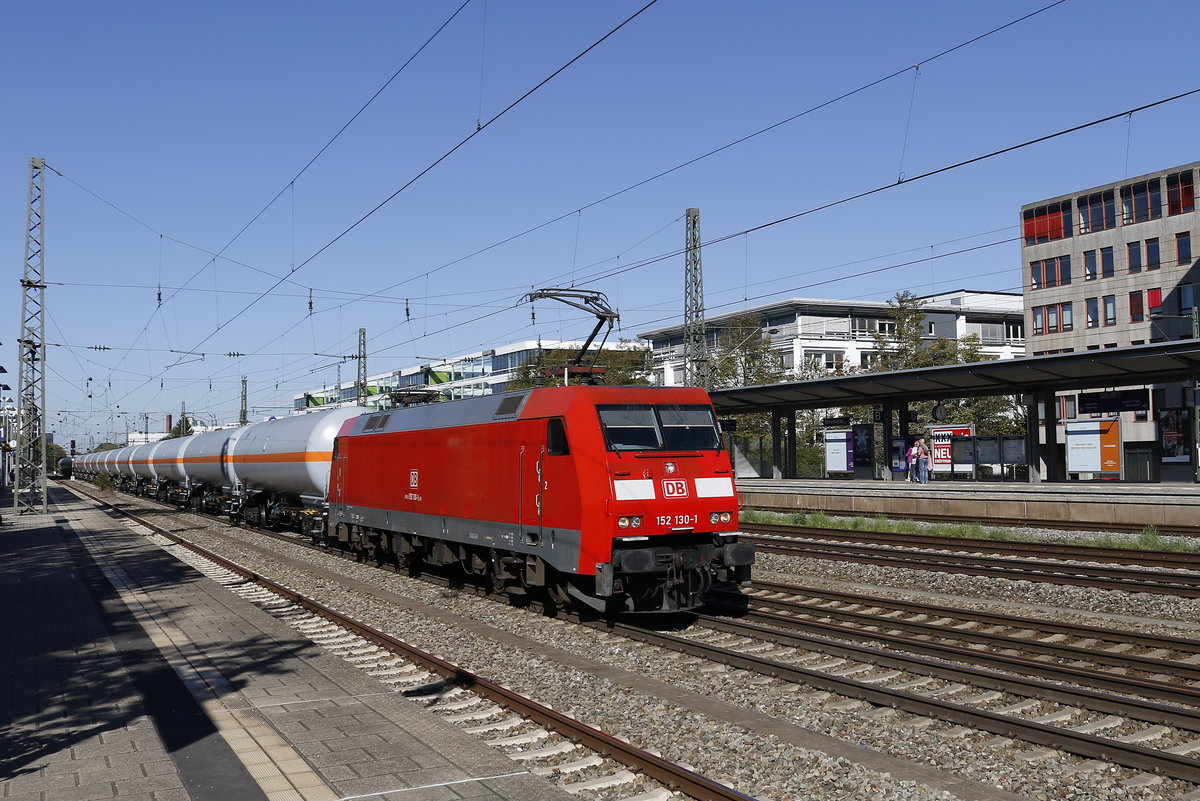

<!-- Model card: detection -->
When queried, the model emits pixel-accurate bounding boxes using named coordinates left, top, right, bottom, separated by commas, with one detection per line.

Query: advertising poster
left=823, top=429, right=853, bottom=475
left=1159, top=409, right=1190, bottom=464
left=928, top=424, right=973, bottom=474
left=1065, top=419, right=1122, bottom=475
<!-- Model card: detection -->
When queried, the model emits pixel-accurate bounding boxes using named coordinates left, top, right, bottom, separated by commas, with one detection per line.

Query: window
left=598, top=405, right=661, bottom=450
left=1084, top=250, right=1097, bottom=280
left=1101, top=246, right=1114, bottom=277
left=1121, top=179, right=1162, bottom=224
left=1129, top=290, right=1144, bottom=322
left=1167, top=170, right=1195, bottom=215
left=1030, top=254, right=1070, bottom=288
left=1178, top=232, right=1192, bottom=265
left=1078, top=189, right=1116, bottom=233
left=1103, top=295, right=1116, bottom=326
left=1128, top=241, right=1142, bottom=273
left=1058, top=396, right=1077, bottom=420
left=1148, top=287, right=1163, bottom=313
left=597, top=404, right=721, bottom=452
left=805, top=351, right=843, bottom=370
left=1086, top=297, right=1099, bottom=328
left=1147, top=238, right=1160, bottom=270
left=1182, top=284, right=1196, bottom=313
left=658, top=405, right=722, bottom=450
left=547, top=418, right=570, bottom=455
left=1022, top=200, right=1072, bottom=245
left=1032, top=303, right=1072, bottom=334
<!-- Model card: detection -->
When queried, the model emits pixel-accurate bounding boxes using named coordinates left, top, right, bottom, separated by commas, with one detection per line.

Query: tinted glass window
left=598, top=406, right=661, bottom=450
left=597, top=404, right=721, bottom=452
left=659, top=405, right=721, bottom=450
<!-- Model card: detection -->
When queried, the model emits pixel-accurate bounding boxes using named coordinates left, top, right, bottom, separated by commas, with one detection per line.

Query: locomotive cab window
left=547, top=417, right=570, bottom=455
left=597, top=406, right=662, bottom=450
left=658, top=405, right=721, bottom=451
left=597, top=404, right=721, bottom=452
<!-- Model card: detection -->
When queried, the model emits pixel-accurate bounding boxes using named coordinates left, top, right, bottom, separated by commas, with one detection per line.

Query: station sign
left=1077, top=389, right=1149, bottom=414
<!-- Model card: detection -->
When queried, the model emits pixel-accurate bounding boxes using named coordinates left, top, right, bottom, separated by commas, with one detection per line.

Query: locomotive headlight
left=664, top=461, right=677, bottom=474
left=618, top=516, right=631, bottom=529
left=720, top=512, right=731, bottom=523
left=631, top=516, right=642, bottom=528
left=710, top=512, right=720, bottom=524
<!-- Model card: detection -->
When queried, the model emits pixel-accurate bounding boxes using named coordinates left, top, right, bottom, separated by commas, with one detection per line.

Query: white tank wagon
left=230, top=407, right=368, bottom=531
left=75, top=407, right=368, bottom=522
left=232, top=407, right=367, bottom=497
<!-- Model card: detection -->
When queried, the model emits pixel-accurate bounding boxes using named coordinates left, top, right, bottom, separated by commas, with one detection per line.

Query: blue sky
left=2, top=0, right=1198, bottom=448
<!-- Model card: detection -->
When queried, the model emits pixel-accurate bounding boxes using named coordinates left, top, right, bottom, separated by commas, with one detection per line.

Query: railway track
left=69, top=486, right=752, bottom=801
left=70, top=482, right=1200, bottom=794
left=743, top=525, right=1200, bottom=597
left=744, top=522, right=1200, bottom=569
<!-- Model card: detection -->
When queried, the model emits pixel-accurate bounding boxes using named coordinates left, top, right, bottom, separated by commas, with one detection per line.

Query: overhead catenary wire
left=52, top=0, right=1064, bottom=421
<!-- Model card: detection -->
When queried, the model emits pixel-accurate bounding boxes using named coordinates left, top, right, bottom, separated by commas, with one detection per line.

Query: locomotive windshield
left=597, top=404, right=721, bottom=451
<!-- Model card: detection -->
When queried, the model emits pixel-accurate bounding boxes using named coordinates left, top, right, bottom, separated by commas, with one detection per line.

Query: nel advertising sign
left=929, top=424, right=974, bottom=475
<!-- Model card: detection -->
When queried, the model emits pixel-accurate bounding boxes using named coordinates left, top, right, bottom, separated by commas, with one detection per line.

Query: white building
left=638, top=290, right=1025, bottom=385
left=293, top=339, right=646, bottom=413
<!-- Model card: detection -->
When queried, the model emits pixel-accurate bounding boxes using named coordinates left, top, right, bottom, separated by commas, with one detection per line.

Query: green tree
left=505, top=344, right=652, bottom=390
left=166, top=415, right=193, bottom=439
left=94, top=442, right=121, bottom=452
left=863, top=291, right=1023, bottom=437
left=709, top=314, right=790, bottom=440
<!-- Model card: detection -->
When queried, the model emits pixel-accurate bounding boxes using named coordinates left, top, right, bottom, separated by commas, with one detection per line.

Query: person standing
left=916, top=438, right=931, bottom=484
left=905, top=442, right=918, bottom=482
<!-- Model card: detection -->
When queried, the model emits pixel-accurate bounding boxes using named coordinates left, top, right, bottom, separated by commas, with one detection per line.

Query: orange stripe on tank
left=144, top=451, right=332, bottom=467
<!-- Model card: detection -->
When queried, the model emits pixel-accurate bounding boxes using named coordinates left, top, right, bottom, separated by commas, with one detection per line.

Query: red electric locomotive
left=327, top=384, right=752, bottom=612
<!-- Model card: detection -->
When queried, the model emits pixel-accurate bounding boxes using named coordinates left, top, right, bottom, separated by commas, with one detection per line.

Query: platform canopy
left=709, top=340, right=1200, bottom=414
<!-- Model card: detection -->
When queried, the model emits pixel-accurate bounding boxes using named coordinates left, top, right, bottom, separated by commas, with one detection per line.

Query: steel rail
left=746, top=537, right=1200, bottom=597
left=742, top=501, right=1200, bottom=538
left=708, top=592, right=1200, bottom=689
left=601, top=616, right=1200, bottom=783
left=70, top=483, right=1200, bottom=782
left=746, top=579, right=1200, bottom=653
left=76, top=493, right=758, bottom=801
left=742, top=522, right=1200, bottom=569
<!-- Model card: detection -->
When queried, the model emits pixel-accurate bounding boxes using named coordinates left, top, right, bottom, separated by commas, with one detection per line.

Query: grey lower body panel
left=330, top=504, right=584, bottom=574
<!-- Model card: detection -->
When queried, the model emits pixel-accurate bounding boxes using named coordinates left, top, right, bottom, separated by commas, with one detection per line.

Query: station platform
left=0, top=487, right=570, bottom=801
left=737, top=477, right=1200, bottom=533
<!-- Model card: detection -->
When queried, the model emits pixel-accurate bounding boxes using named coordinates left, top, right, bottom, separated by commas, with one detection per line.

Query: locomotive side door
left=330, top=439, right=347, bottom=505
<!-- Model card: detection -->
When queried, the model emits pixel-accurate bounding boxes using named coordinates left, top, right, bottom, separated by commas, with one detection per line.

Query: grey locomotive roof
left=348, top=391, right=532, bottom=436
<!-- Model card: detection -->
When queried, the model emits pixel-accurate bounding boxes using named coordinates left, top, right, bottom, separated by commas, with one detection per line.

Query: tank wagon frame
left=74, top=386, right=753, bottom=613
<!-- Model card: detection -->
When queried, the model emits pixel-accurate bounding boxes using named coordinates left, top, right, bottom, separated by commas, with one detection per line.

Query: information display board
left=823, top=429, right=854, bottom=476
left=1065, top=419, right=1122, bottom=476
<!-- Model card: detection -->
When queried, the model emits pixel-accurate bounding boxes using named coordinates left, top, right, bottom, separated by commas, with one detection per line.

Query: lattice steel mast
left=356, top=328, right=367, bottom=406
left=682, top=208, right=708, bottom=388
left=16, top=157, right=48, bottom=514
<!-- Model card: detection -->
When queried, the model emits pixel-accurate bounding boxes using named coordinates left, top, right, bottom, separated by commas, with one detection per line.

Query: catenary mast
left=682, top=207, right=708, bottom=388
left=16, top=157, right=48, bottom=514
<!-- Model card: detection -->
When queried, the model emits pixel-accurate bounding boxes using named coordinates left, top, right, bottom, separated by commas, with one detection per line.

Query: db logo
left=661, top=479, right=689, bottom=498
left=409, top=470, right=419, bottom=488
